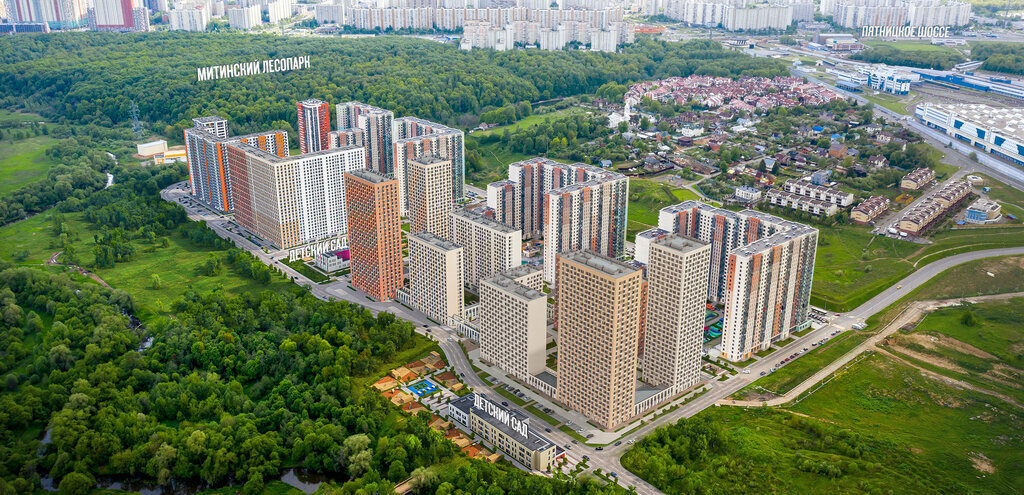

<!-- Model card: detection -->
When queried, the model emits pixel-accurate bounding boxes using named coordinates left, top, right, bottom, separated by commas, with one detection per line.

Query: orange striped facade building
left=183, top=116, right=288, bottom=213
left=344, top=169, right=403, bottom=302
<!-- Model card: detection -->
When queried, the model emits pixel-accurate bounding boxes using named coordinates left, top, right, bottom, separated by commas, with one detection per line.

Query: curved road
left=161, top=181, right=1024, bottom=494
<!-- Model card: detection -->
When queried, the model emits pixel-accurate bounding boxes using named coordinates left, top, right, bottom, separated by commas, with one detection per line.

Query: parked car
left=501, top=401, right=509, bottom=406
left=615, top=441, right=622, bottom=446
left=760, top=371, right=766, bottom=376
left=545, top=428, right=552, bottom=433
left=596, top=447, right=604, bottom=451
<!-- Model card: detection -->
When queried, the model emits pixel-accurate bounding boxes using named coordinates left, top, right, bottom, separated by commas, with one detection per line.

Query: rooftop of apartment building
left=347, top=168, right=393, bottom=184
left=561, top=251, right=639, bottom=278
left=653, top=234, right=709, bottom=255
left=663, top=199, right=745, bottom=221
left=637, top=228, right=670, bottom=240
left=481, top=274, right=545, bottom=302
left=187, top=126, right=288, bottom=143
left=228, top=141, right=361, bottom=163
left=409, top=231, right=461, bottom=251
left=452, top=209, right=518, bottom=234
left=192, top=115, right=227, bottom=124
left=340, top=101, right=392, bottom=114
left=298, top=98, right=327, bottom=106
left=410, top=154, right=450, bottom=166
left=503, top=264, right=541, bottom=279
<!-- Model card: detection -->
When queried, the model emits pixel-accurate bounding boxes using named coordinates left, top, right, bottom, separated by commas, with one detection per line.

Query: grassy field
left=863, top=91, right=914, bottom=115
left=626, top=178, right=694, bottom=240
left=470, top=107, right=587, bottom=138
left=883, top=297, right=1024, bottom=405
left=0, top=135, right=58, bottom=195
left=906, top=256, right=1024, bottom=301
left=810, top=221, right=1024, bottom=311
left=739, top=328, right=873, bottom=397
left=789, top=352, right=1024, bottom=494
left=468, top=145, right=534, bottom=188
left=628, top=395, right=1011, bottom=494
left=0, top=210, right=294, bottom=318
left=865, top=40, right=966, bottom=53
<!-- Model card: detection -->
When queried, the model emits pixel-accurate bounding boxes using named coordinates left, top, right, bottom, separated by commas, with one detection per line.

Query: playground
left=408, top=379, right=440, bottom=397
left=703, top=305, right=723, bottom=343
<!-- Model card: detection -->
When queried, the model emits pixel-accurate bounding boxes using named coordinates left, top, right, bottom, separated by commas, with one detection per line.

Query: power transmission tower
left=130, top=100, right=144, bottom=140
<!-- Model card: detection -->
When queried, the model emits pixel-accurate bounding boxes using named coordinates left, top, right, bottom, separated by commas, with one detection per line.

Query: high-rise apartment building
left=408, top=155, right=453, bottom=240
left=336, top=102, right=394, bottom=177
left=168, top=5, right=209, bottom=31
left=328, top=128, right=365, bottom=149
left=10, top=0, right=85, bottom=28
left=87, top=0, right=148, bottom=31
left=408, top=231, right=464, bottom=326
left=344, top=169, right=403, bottom=302
left=393, top=117, right=465, bottom=211
left=450, top=210, right=522, bottom=291
left=227, top=4, right=260, bottom=29
left=656, top=201, right=817, bottom=362
left=297, top=99, right=330, bottom=154
left=542, top=171, right=628, bottom=282
left=184, top=116, right=288, bottom=213
left=266, top=0, right=290, bottom=23
left=225, top=143, right=365, bottom=249
left=555, top=251, right=643, bottom=430
left=486, top=158, right=628, bottom=282
left=641, top=235, right=711, bottom=395
left=479, top=265, right=546, bottom=384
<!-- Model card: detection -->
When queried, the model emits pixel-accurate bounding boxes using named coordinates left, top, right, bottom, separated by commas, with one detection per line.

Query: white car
left=742, top=369, right=750, bottom=374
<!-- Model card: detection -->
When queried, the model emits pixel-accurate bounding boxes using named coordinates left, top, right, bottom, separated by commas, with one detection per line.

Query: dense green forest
left=971, top=42, right=1024, bottom=76
left=621, top=409, right=978, bottom=494
left=0, top=251, right=625, bottom=494
left=0, top=33, right=787, bottom=143
left=850, top=45, right=966, bottom=70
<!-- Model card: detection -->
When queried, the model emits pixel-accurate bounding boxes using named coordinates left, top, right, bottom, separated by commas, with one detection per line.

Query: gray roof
left=450, top=394, right=557, bottom=453
left=561, top=251, right=639, bottom=278
left=452, top=209, right=519, bottom=234
left=347, top=168, right=393, bottom=184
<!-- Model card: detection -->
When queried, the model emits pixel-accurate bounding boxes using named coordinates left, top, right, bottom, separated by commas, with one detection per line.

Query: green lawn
left=742, top=329, right=872, bottom=396
left=471, top=107, right=587, bottom=138
left=790, top=352, right=1024, bottom=494
left=905, top=256, right=1024, bottom=301
left=811, top=219, right=1024, bottom=311
left=0, top=135, right=58, bottom=195
left=493, top=385, right=528, bottom=406
left=0, top=210, right=294, bottom=318
left=283, top=258, right=329, bottom=283
left=865, top=40, right=966, bottom=53
left=525, top=404, right=561, bottom=426
left=884, top=297, right=1024, bottom=405
left=468, top=144, right=534, bottom=188
left=626, top=178, right=691, bottom=239
left=863, top=92, right=914, bottom=115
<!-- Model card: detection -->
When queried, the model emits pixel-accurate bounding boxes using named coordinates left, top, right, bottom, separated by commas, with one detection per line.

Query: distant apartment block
left=451, top=210, right=522, bottom=291
left=225, top=143, right=364, bottom=249
left=345, top=169, right=403, bottom=302
left=227, top=5, right=260, bottom=30
left=393, top=117, right=465, bottom=211
left=297, top=99, right=330, bottom=154
left=782, top=179, right=854, bottom=206
left=336, top=102, right=394, bottom=177
left=555, top=251, right=643, bottom=430
left=168, top=5, right=209, bottom=31
left=87, top=0, right=148, bottom=31
left=766, top=189, right=839, bottom=217
left=408, top=231, right=464, bottom=326
left=408, top=155, right=454, bottom=240
left=486, top=158, right=628, bottom=282
left=184, top=116, right=288, bottom=213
